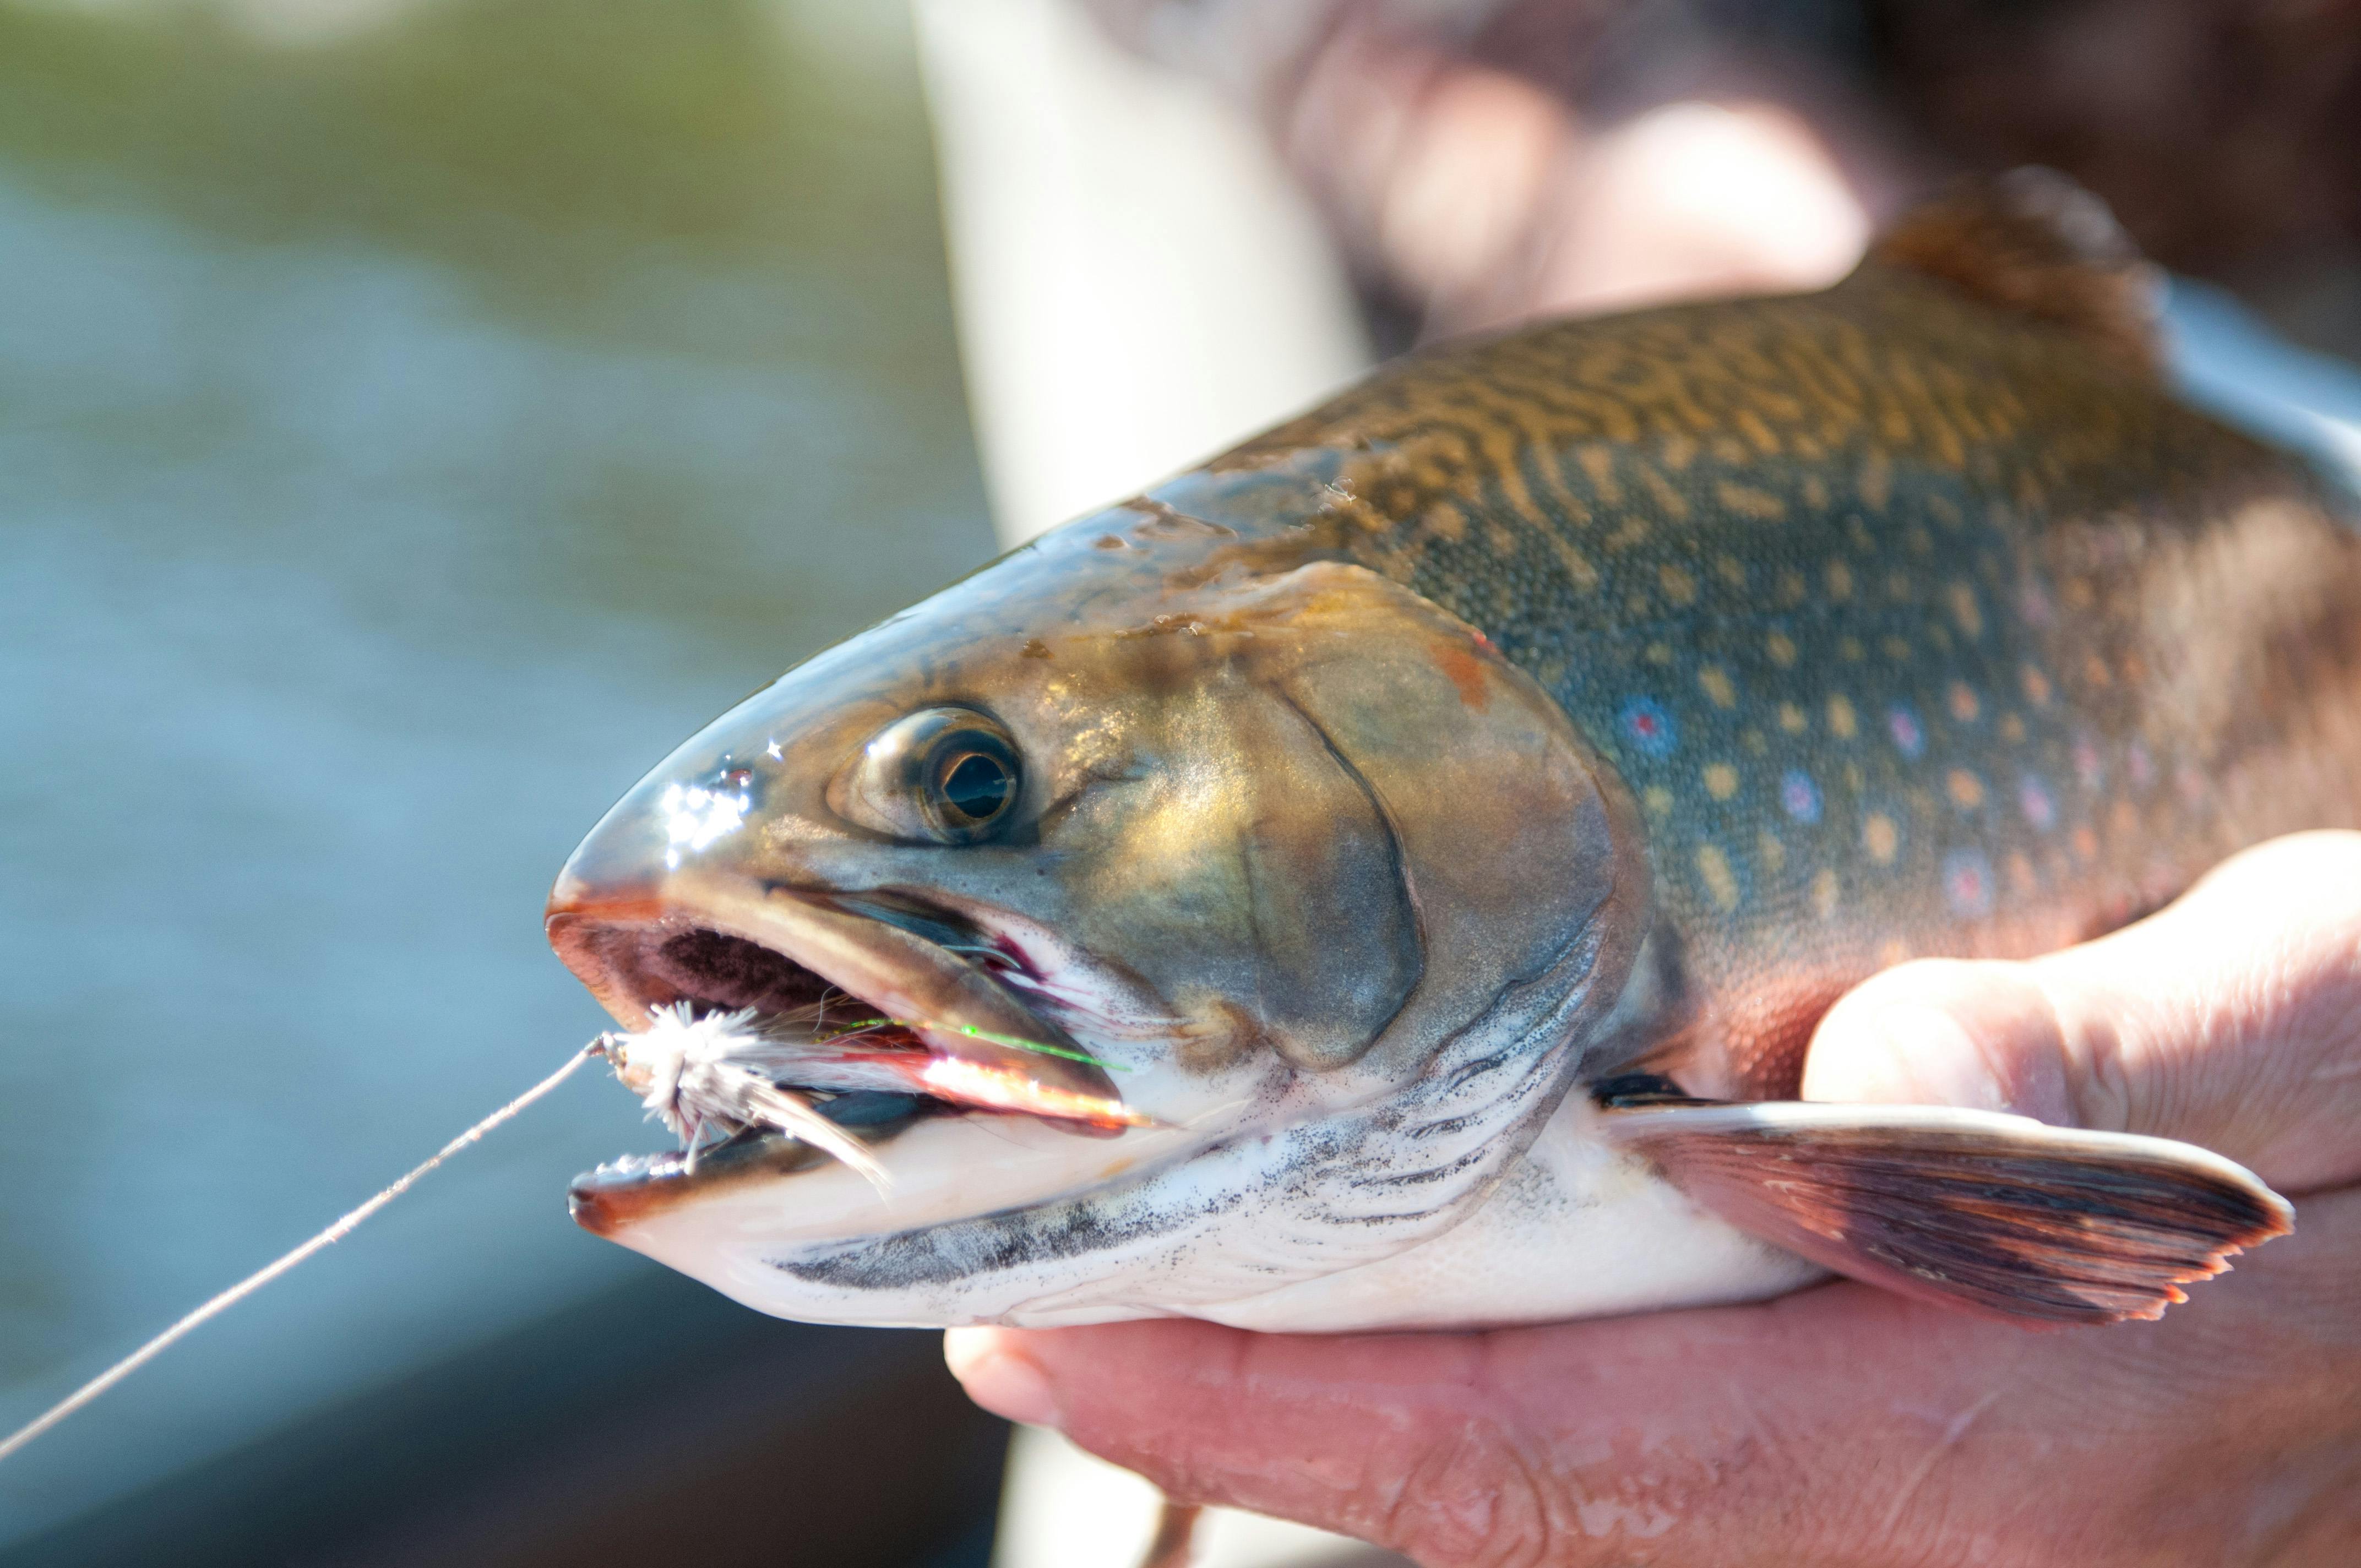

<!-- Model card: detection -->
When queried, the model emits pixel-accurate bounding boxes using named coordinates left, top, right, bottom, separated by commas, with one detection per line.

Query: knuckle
left=1370, top=1417, right=1558, bottom=1568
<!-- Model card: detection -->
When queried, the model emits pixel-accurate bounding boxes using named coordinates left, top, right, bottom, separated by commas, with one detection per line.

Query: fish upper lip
left=546, top=875, right=1133, bottom=1227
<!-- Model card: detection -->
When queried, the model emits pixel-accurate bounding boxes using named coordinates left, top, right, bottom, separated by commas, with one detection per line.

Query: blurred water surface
left=0, top=0, right=992, bottom=1544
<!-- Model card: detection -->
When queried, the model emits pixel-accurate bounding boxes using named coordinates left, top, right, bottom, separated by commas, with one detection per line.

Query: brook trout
left=551, top=174, right=2351, bottom=1332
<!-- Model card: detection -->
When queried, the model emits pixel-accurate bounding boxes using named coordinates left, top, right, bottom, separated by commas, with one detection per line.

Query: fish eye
left=934, top=743, right=1015, bottom=827
left=835, top=707, right=1024, bottom=845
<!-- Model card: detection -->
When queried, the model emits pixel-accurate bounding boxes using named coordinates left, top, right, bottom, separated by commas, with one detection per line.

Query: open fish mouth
left=548, top=882, right=1154, bottom=1237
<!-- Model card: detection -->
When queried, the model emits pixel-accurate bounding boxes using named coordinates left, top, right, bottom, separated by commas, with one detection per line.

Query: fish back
left=1211, top=185, right=2361, bottom=1095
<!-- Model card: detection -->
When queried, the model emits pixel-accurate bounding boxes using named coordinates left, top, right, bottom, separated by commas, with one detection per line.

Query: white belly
left=1193, top=1093, right=1824, bottom=1333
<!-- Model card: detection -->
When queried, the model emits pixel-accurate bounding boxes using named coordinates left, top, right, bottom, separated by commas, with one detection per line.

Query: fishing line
left=0, top=1043, right=600, bottom=1466
left=0, top=1003, right=1147, bottom=1463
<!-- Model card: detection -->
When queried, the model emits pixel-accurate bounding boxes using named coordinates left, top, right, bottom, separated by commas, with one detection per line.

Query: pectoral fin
left=1593, top=1079, right=2293, bottom=1325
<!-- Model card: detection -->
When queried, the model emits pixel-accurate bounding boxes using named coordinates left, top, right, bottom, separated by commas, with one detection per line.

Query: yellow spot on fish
left=1735, top=409, right=1781, bottom=455
left=1645, top=641, right=1674, bottom=666
left=1717, top=481, right=1785, bottom=520
left=1425, top=503, right=1468, bottom=542
left=2007, top=851, right=2038, bottom=895
left=1765, top=631, right=1798, bottom=668
left=1811, top=867, right=1841, bottom=918
left=1827, top=695, right=1858, bottom=738
left=1778, top=701, right=1808, bottom=734
left=1881, top=635, right=1911, bottom=661
left=1484, top=520, right=1519, bottom=556
left=1825, top=560, right=1855, bottom=601
left=1858, top=451, right=1892, bottom=510
left=1879, top=937, right=1912, bottom=966
left=1696, top=845, right=1742, bottom=912
left=1644, top=786, right=1674, bottom=818
left=1699, top=666, right=1738, bottom=708
left=1776, top=569, right=1808, bottom=608
left=2084, top=654, right=2113, bottom=689
left=1947, top=770, right=1985, bottom=809
left=2072, top=824, right=2098, bottom=860
left=1742, top=728, right=1769, bottom=756
left=1549, top=535, right=1599, bottom=590
left=2021, top=663, right=2053, bottom=706
left=1577, top=445, right=1622, bottom=503
left=1947, top=582, right=1984, bottom=638
left=1758, top=829, right=1786, bottom=873
left=1864, top=812, right=1900, bottom=864
left=1704, top=763, right=1739, bottom=800
left=1716, top=554, right=1746, bottom=587
left=1803, top=473, right=1829, bottom=509
left=1659, top=433, right=1698, bottom=470
left=1607, top=518, right=1650, bottom=552
left=1999, top=712, right=2026, bottom=743
left=1640, top=466, right=1689, bottom=520
left=1886, top=570, right=1913, bottom=602
left=1659, top=563, right=1698, bottom=606
left=1905, top=526, right=1933, bottom=555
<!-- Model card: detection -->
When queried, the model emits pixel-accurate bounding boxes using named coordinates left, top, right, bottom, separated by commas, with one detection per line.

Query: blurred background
left=0, top=2, right=1008, bottom=1564
left=1, top=1, right=2357, bottom=1566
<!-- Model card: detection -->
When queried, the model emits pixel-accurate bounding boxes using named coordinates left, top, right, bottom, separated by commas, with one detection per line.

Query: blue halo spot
left=1780, top=769, right=1823, bottom=824
left=1943, top=848, right=1996, bottom=917
left=2018, top=773, right=2057, bottom=832
left=2072, top=732, right=2106, bottom=793
left=1886, top=703, right=1927, bottom=760
left=1618, top=696, right=1678, bottom=758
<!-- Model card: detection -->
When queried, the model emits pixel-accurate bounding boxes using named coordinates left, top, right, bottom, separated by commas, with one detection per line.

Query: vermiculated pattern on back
left=1210, top=268, right=2361, bottom=1093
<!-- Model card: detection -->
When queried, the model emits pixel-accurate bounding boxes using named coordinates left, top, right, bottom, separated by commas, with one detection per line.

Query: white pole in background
left=911, top=4, right=1401, bottom=1563
left=913, top=0, right=1371, bottom=551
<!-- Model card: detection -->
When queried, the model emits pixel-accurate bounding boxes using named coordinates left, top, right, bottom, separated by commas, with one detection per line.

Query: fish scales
left=550, top=176, right=2325, bottom=1334
left=1180, top=263, right=2361, bottom=1098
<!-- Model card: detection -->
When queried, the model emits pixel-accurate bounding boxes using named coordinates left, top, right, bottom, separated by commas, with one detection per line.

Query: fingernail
left=1873, top=1004, right=2011, bottom=1112
left=944, top=1327, right=1061, bottom=1428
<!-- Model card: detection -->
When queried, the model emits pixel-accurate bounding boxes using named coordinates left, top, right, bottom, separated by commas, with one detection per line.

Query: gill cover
left=1211, top=562, right=1638, bottom=1081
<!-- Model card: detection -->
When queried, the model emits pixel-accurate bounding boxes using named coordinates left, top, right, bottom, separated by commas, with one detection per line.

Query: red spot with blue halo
left=1618, top=697, right=1678, bottom=758
left=1943, top=848, right=1996, bottom=917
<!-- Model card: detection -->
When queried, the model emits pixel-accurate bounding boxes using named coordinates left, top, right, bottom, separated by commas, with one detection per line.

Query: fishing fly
left=0, top=1005, right=1120, bottom=1464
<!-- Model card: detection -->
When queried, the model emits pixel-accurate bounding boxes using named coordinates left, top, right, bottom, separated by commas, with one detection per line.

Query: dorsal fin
left=1867, top=168, right=2164, bottom=374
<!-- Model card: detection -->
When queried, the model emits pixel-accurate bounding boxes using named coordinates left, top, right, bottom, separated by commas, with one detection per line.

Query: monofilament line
left=0, top=1044, right=600, bottom=1466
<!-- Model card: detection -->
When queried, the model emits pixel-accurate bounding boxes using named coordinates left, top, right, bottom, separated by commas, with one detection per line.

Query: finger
left=950, top=1186, right=2361, bottom=1565
left=1805, top=831, right=2361, bottom=1191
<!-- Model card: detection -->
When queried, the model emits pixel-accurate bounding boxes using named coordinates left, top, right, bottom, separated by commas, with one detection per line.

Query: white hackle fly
left=594, top=1003, right=889, bottom=1186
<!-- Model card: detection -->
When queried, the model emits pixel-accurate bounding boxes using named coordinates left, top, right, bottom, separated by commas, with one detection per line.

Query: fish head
left=549, top=493, right=1647, bottom=1327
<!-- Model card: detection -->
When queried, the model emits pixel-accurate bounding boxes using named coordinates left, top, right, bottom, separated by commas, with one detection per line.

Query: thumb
left=1802, top=830, right=2361, bottom=1194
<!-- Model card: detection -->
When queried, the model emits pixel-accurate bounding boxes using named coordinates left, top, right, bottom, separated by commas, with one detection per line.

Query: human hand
left=947, top=831, right=2361, bottom=1565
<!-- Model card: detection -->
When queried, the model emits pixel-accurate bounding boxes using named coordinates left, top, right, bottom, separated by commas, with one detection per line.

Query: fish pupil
left=938, top=749, right=1013, bottom=825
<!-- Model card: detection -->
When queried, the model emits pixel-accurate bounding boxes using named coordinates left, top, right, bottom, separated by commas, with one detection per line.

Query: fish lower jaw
left=568, top=1109, right=1236, bottom=1325
left=568, top=1062, right=1241, bottom=1245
